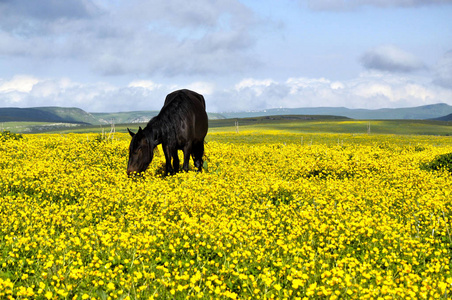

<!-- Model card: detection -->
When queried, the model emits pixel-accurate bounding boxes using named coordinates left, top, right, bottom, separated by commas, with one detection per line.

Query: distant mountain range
left=0, top=103, right=451, bottom=125
left=221, top=103, right=452, bottom=120
left=432, top=113, right=452, bottom=121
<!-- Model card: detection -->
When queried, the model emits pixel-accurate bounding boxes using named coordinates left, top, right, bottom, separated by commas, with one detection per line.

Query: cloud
left=433, top=50, right=452, bottom=89
left=185, top=82, right=216, bottom=96
left=304, top=0, right=452, bottom=10
left=0, top=75, right=40, bottom=93
left=0, top=76, right=211, bottom=112
left=121, top=0, right=252, bottom=30
left=0, top=0, right=98, bottom=22
left=0, top=0, right=259, bottom=77
left=235, top=78, right=278, bottom=95
left=0, top=76, right=116, bottom=110
left=128, top=80, right=163, bottom=91
left=2, top=72, right=451, bottom=113
left=210, top=72, right=452, bottom=112
left=360, top=45, right=425, bottom=73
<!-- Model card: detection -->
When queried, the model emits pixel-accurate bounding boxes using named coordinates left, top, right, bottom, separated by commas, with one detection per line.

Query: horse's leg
left=182, top=142, right=192, bottom=172
left=163, top=144, right=173, bottom=176
left=192, top=141, right=204, bottom=172
left=172, top=148, right=180, bottom=173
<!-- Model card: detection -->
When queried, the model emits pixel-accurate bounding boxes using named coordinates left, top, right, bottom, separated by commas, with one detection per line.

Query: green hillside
left=36, top=107, right=101, bottom=124
left=0, top=107, right=67, bottom=123
left=91, top=111, right=159, bottom=124
left=0, top=107, right=100, bottom=124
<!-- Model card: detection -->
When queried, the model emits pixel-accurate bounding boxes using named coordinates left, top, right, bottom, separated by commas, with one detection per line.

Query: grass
left=209, top=118, right=452, bottom=135
left=4, top=116, right=449, bottom=135
left=1, top=122, right=83, bottom=133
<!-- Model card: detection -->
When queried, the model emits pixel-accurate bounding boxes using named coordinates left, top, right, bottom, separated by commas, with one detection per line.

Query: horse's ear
left=139, top=126, right=143, bottom=132
left=127, top=128, right=135, bottom=137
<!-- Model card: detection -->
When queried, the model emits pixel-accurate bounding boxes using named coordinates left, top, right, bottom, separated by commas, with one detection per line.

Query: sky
left=0, top=0, right=451, bottom=113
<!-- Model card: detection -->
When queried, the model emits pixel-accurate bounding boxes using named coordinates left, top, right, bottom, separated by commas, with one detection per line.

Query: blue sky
left=0, top=0, right=451, bottom=112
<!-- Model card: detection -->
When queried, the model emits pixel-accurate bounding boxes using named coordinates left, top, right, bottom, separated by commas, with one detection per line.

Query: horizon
left=0, top=102, right=449, bottom=115
left=0, top=0, right=451, bottom=113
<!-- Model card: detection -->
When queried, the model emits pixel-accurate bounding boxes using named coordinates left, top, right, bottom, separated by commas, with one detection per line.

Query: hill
left=1, top=103, right=451, bottom=125
left=91, top=111, right=227, bottom=124
left=209, top=114, right=349, bottom=128
left=221, top=103, right=452, bottom=120
left=37, top=107, right=100, bottom=124
left=91, top=111, right=159, bottom=124
left=0, top=107, right=67, bottom=123
left=432, top=113, right=452, bottom=121
left=0, top=107, right=99, bottom=124
left=0, top=107, right=227, bottom=125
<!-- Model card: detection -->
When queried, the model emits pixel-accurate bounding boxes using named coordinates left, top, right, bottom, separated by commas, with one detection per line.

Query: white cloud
left=235, top=78, right=277, bottom=94
left=212, top=72, right=452, bottom=111
left=185, top=82, right=216, bottom=96
left=128, top=80, right=163, bottom=91
left=360, top=45, right=425, bottom=73
left=0, top=75, right=39, bottom=93
left=286, top=77, right=331, bottom=94
left=330, top=81, right=345, bottom=90
left=1, top=72, right=451, bottom=112
left=343, top=72, right=450, bottom=107
left=353, top=82, right=394, bottom=100
left=226, top=78, right=286, bottom=111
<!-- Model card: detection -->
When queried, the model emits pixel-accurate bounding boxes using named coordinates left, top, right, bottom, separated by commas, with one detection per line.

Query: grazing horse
left=127, top=89, right=208, bottom=176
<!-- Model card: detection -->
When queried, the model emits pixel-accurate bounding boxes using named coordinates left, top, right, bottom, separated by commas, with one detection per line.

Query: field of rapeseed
left=1, top=131, right=451, bottom=299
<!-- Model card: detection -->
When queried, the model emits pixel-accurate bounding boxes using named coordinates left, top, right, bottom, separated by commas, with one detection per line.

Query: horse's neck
left=145, top=120, right=163, bottom=144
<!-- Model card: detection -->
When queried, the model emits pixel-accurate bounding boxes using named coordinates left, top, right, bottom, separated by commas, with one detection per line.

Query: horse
left=127, top=89, right=208, bottom=176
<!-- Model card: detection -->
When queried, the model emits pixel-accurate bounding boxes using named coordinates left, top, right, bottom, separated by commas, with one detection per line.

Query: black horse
left=127, top=89, right=208, bottom=176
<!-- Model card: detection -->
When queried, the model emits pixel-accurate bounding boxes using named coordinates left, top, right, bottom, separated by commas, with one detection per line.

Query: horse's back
left=164, top=89, right=206, bottom=110
left=162, top=89, right=208, bottom=141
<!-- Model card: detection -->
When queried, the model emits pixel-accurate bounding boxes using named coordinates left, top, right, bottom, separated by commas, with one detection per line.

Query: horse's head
left=127, top=127, right=154, bottom=175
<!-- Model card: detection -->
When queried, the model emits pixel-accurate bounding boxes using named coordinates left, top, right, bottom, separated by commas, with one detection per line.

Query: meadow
left=0, top=129, right=452, bottom=299
left=3, top=117, right=452, bottom=136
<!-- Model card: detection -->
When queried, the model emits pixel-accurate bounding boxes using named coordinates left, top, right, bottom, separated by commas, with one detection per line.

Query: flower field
left=1, top=131, right=452, bottom=299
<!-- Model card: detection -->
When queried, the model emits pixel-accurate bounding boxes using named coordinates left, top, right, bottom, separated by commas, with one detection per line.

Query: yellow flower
left=1, top=132, right=452, bottom=299
left=45, top=291, right=53, bottom=299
